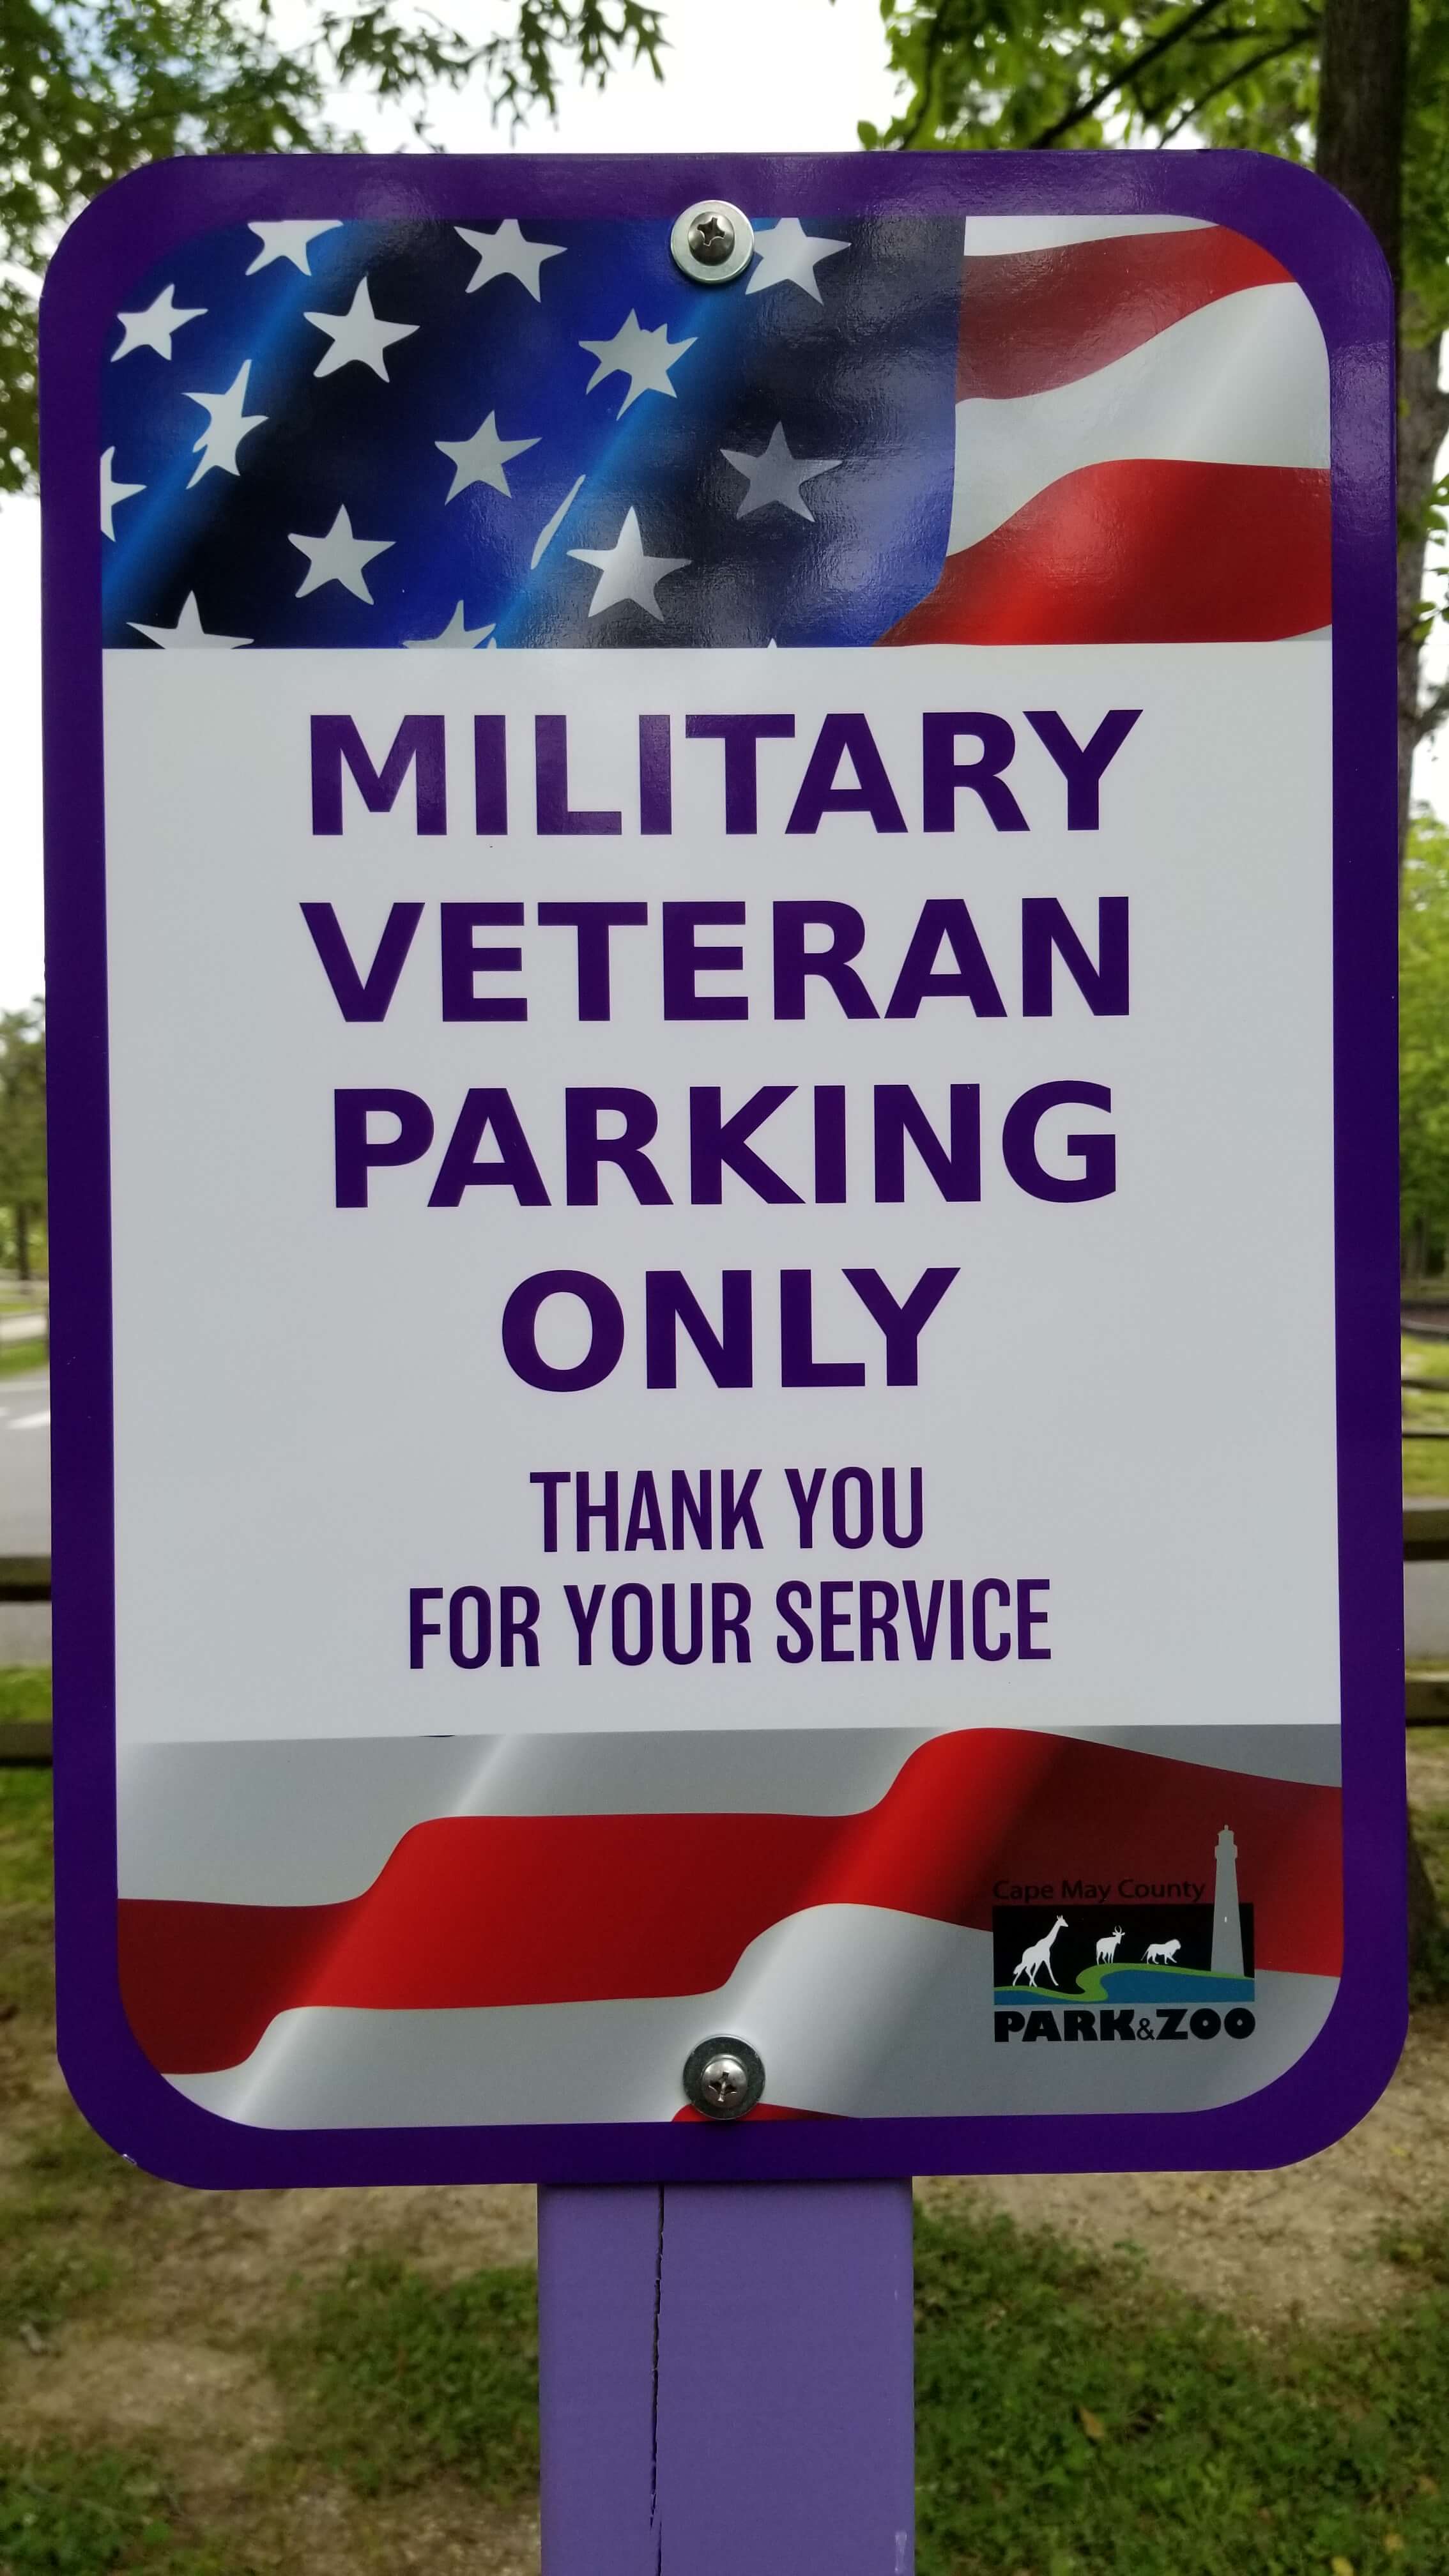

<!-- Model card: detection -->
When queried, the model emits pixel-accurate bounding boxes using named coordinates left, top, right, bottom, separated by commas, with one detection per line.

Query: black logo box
left=992, top=1905, right=1255, bottom=1985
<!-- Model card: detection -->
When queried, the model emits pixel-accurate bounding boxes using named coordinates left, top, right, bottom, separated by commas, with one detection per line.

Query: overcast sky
left=2, top=0, right=1443, bottom=1010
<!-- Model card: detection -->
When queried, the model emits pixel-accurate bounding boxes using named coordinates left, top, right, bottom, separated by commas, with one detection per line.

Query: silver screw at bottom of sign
left=670, top=201, right=754, bottom=287
left=682, top=2034, right=766, bottom=2122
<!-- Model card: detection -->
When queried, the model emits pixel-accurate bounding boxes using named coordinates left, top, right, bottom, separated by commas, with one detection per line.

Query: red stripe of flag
left=958, top=227, right=1292, bottom=402
left=882, top=461, right=1331, bottom=647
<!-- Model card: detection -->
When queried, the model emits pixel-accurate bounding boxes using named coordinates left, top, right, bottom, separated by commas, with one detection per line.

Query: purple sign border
left=40, top=148, right=1404, bottom=2189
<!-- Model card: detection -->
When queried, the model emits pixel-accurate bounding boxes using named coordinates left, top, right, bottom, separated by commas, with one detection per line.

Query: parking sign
left=42, top=151, right=1401, bottom=2184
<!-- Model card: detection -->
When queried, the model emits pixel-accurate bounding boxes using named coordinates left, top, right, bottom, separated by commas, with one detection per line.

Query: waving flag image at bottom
left=116, top=1725, right=1340, bottom=2128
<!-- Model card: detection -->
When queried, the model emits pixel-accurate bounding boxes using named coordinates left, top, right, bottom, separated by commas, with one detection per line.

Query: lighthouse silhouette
left=1211, top=1826, right=1244, bottom=1977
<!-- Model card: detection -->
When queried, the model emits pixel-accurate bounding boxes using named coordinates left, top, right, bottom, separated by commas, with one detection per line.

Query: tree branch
left=1196, top=15, right=1321, bottom=40
left=1156, top=34, right=1318, bottom=143
left=1027, top=0, right=1238, bottom=148
left=896, top=8, right=949, bottom=150
left=1414, top=673, right=1449, bottom=746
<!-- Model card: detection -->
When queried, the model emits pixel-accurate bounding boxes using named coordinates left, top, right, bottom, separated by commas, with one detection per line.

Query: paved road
left=0, top=1315, right=46, bottom=1347
left=0, top=1368, right=49, bottom=1554
left=1406, top=1563, right=1449, bottom=1660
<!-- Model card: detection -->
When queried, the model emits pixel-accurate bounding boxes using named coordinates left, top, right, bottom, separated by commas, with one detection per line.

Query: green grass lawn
left=0, top=1667, right=52, bottom=1725
left=914, top=2209, right=1449, bottom=2576
left=0, top=1338, right=46, bottom=1383
left=1402, top=1337, right=1449, bottom=1494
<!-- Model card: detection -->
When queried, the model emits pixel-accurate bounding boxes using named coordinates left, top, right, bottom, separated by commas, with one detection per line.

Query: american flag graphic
left=102, top=201, right=1337, bottom=2129
left=100, top=207, right=1330, bottom=653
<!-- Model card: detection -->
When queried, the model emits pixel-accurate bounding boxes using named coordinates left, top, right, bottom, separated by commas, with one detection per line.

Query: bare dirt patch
left=4, top=2331, right=282, bottom=2464
left=77, top=2175, right=539, bottom=2348
left=1, top=2032, right=537, bottom=2352
left=238, top=2177, right=537, bottom=2283
left=1409, top=1733, right=1449, bottom=1810
left=249, top=2482, right=537, bottom=2576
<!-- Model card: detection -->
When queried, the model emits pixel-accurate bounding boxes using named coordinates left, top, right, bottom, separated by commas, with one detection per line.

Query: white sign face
left=104, top=643, right=1337, bottom=1749
left=45, top=164, right=1399, bottom=2175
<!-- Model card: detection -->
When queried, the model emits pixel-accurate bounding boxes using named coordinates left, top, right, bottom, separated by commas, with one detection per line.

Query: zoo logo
left=990, top=1828, right=1257, bottom=2046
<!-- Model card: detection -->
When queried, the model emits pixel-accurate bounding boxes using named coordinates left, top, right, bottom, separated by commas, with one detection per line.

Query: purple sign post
left=42, top=150, right=1399, bottom=2569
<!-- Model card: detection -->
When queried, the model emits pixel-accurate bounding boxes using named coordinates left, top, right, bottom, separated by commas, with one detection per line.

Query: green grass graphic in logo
left=993, top=1960, right=1255, bottom=2008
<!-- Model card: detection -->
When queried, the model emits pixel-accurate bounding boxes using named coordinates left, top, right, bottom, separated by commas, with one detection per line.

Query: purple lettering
left=813, top=1087, right=847, bottom=1204
left=787, top=713, right=906, bottom=834
left=689, top=1087, right=801, bottom=1204
left=475, top=714, right=507, bottom=835
left=639, top=714, right=671, bottom=834
left=530, top=1471, right=569, bottom=1551
left=972, top=1577, right=1011, bottom=1662
left=334, top=1088, right=433, bottom=1208
left=921, top=712, right=1027, bottom=833
left=565, top=1089, right=670, bottom=1205
left=409, top=1586, right=443, bottom=1667
left=873, top=1085, right=981, bottom=1202
left=843, top=1266, right=957, bottom=1384
left=564, top=1583, right=606, bottom=1662
left=537, top=901, right=648, bottom=1022
left=719, top=1469, right=763, bottom=1549
left=1024, top=707, right=1140, bottom=829
left=1018, top=1578, right=1051, bottom=1659
left=645, top=1271, right=753, bottom=1388
left=885, top=900, right=1006, bottom=1019
left=663, top=903, right=747, bottom=1020
left=1002, top=1083, right=1116, bottom=1203
left=429, top=1090, right=549, bottom=1207
left=440, top=902, right=526, bottom=1022
left=785, top=1466, right=827, bottom=1545
left=772, top=903, right=878, bottom=1020
left=502, top=1271, right=624, bottom=1392
left=686, top=712, right=795, bottom=832
left=301, top=901, right=422, bottom=1022
left=711, top=1583, right=751, bottom=1664
left=311, top=714, right=445, bottom=836
left=780, top=1271, right=864, bottom=1389
left=535, top=713, right=620, bottom=836
left=1022, top=897, right=1129, bottom=1017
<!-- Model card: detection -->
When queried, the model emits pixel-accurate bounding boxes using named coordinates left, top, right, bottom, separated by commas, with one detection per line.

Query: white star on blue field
left=100, top=211, right=963, bottom=650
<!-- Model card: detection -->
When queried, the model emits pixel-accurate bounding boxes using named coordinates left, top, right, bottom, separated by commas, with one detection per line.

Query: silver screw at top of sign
left=681, top=2034, right=767, bottom=2121
left=670, top=201, right=755, bottom=287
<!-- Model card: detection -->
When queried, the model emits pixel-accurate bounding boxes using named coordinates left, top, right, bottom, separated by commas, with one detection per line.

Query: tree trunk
left=1317, top=0, right=1446, bottom=1980
left=1315, top=0, right=1408, bottom=293
left=1397, top=332, right=1449, bottom=851
left=1408, top=1822, right=1445, bottom=1981
left=1314, top=0, right=1423, bottom=854
left=15, top=1204, right=29, bottom=1285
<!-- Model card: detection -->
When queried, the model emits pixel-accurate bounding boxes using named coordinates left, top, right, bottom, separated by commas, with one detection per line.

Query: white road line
left=11, top=1409, right=49, bottom=1430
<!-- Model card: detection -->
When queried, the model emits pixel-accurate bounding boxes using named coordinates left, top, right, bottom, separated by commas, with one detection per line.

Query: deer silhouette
left=1011, top=1915, right=1068, bottom=1988
left=1095, top=1926, right=1124, bottom=1964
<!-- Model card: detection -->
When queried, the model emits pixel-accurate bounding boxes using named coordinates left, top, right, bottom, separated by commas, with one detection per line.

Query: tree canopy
left=0, top=0, right=664, bottom=487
